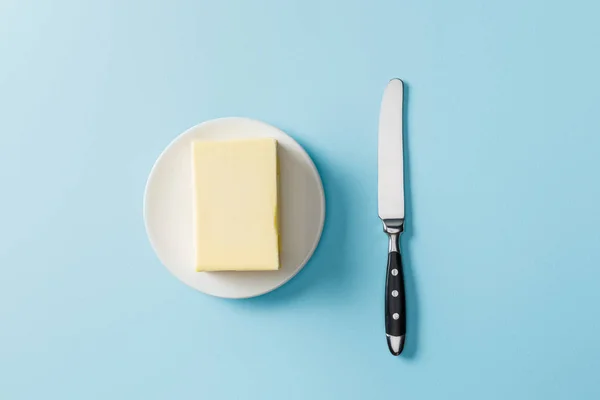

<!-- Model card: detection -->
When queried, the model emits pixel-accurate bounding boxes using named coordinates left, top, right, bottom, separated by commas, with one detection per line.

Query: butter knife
left=378, top=78, right=406, bottom=356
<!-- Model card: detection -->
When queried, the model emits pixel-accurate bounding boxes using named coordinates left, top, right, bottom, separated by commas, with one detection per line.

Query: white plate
left=144, top=117, right=325, bottom=298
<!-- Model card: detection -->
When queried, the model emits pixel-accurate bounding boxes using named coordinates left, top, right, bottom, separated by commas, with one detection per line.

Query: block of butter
left=192, top=138, right=280, bottom=271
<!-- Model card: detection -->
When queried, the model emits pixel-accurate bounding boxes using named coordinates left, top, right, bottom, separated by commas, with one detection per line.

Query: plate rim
left=143, top=116, right=326, bottom=299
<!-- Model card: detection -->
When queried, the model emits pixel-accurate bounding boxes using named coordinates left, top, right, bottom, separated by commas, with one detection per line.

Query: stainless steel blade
left=378, top=78, right=404, bottom=221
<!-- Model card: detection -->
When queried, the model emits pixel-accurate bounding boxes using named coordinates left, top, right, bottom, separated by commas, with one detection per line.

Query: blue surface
left=2, top=0, right=600, bottom=399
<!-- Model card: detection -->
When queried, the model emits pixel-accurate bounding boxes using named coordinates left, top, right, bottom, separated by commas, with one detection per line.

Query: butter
left=192, top=138, right=280, bottom=271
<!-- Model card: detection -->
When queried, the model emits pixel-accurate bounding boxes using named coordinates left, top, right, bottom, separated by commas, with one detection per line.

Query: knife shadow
left=400, top=81, right=420, bottom=360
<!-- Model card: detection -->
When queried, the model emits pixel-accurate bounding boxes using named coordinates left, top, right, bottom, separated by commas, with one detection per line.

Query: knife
left=378, top=78, right=406, bottom=356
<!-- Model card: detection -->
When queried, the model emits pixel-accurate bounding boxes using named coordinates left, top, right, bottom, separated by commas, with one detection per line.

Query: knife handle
left=385, top=229, right=406, bottom=356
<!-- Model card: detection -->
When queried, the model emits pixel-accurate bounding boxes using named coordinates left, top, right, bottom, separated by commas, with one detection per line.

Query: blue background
left=1, top=0, right=600, bottom=399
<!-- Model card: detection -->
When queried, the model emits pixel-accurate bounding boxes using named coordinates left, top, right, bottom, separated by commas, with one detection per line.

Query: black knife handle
left=385, top=229, right=406, bottom=355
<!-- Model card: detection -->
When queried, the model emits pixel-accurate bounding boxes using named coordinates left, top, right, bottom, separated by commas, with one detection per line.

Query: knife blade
left=378, top=78, right=406, bottom=356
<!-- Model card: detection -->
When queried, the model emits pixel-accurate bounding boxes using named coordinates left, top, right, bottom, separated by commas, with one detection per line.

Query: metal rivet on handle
left=392, top=290, right=399, bottom=297
left=391, top=269, right=398, bottom=276
left=393, top=313, right=400, bottom=320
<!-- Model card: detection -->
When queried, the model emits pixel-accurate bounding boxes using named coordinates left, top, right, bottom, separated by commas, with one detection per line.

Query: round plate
left=144, top=117, right=325, bottom=298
